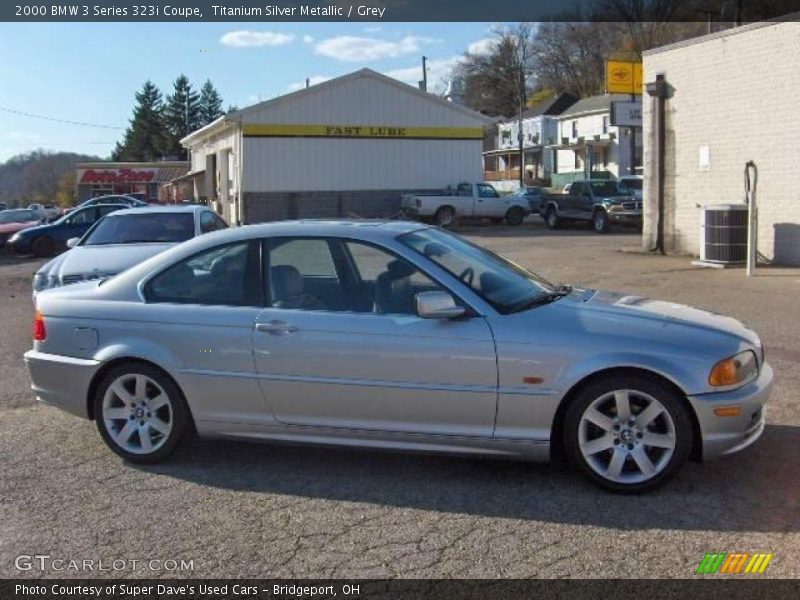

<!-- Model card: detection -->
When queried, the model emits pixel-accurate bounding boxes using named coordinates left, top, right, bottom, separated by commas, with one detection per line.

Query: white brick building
left=642, top=20, right=800, bottom=265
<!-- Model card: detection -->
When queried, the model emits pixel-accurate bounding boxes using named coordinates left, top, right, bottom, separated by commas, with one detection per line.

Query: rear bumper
left=688, top=362, right=773, bottom=460
left=23, top=350, right=100, bottom=419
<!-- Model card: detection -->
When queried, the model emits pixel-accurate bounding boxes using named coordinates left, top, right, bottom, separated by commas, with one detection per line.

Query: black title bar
left=4, top=0, right=800, bottom=22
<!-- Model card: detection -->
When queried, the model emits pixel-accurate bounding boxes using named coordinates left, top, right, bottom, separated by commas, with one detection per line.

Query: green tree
left=112, top=81, right=171, bottom=161
left=198, top=79, right=224, bottom=126
left=164, top=74, right=200, bottom=159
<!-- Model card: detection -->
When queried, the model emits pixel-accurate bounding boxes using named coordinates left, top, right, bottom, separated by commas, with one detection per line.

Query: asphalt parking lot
left=1, top=221, right=798, bottom=579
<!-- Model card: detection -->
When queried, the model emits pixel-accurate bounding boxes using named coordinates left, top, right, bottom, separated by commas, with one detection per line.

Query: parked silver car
left=24, top=221, right=772, bottom=492
left=33, top=205, right=227, bottom=295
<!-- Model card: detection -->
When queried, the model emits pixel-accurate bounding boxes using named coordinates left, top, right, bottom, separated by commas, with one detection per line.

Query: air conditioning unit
left=699, top=204, right=748, bottom=264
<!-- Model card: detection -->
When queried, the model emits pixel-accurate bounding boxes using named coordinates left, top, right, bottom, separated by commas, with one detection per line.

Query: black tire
left=31, top=236, right=55, bottom=257
left=433, top=206, right=456, bottom=228
left=505, top=206, right=525, bottom=226
left=93, top=362, right=192, bottom=464
left=592, top=209, right=610, bottom=234
left=563, top=374, right=692, bottom=494
left=545, top=207, right=560, bottom=230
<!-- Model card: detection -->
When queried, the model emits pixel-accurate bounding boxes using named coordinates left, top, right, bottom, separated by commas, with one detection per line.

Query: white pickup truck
left=401, top=182, right=529, bottom=227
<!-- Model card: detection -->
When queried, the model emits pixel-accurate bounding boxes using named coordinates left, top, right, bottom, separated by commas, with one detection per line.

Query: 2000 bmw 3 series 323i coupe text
left=24, top=221, right=772, bottom=493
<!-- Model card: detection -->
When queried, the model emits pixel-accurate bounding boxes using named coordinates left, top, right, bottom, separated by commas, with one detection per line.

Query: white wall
left=643, top=21, right=800, bottom=264
left=243, top=137, right=483, bottom=192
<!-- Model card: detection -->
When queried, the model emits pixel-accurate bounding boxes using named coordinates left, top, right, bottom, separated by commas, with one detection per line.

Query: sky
left=0, top=22, right=497, bottom=162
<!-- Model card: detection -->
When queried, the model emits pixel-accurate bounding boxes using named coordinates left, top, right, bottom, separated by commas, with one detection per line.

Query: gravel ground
left=1, top=222, right=798, bottom=579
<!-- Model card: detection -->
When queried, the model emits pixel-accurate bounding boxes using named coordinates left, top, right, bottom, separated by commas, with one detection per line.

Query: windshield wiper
left=508, top=285, right=573, bottom=314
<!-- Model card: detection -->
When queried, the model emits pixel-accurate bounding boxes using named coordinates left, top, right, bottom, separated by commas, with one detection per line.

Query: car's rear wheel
left=564, top=375, right=692, bottom=493
left=505, top=206, right=525, bottom=226
left=31, top=236, right=55, bottom=257
left=94, top=363, right=191, bottom=464
left=433, top=206, right=456, bottom=228
left=593, top=209, right=610, bottom=234
left=545, top=207, right=560, bottom=229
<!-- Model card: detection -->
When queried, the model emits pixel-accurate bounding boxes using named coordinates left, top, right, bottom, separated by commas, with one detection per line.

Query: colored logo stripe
left=697, top=553, right=773, bottom=574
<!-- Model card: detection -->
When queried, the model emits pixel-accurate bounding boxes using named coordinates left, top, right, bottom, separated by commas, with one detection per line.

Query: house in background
left=483, top=93, right=577, bottom=191
left=550, top=94, right=642, bottom=189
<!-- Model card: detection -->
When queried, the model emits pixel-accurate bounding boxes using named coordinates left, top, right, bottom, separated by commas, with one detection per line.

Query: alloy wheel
left=578, top=389, right=676, bottom=484
left=102, top=373, right=173, bottom=454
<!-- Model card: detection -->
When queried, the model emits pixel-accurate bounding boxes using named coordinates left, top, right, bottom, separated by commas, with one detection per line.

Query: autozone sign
left=79, top=168, right=158, bottom=184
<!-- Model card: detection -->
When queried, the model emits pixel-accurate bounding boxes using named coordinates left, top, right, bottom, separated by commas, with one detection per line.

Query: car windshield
left=621, top=179, right=642, bottom=190
left=590, top=181, right=625, bottom=196
left=82, top=213, right=194, bottom=246
left=0, top=210, right=37, bottom=223
left=399, top=228, right=558, bottom=314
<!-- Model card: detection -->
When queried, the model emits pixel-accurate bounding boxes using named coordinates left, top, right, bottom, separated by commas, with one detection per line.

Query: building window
left=574, top=150, right=580, bottom=169
left=602, top=116, right=609, bottom=134
left=572, top=121, right=578, bottom=138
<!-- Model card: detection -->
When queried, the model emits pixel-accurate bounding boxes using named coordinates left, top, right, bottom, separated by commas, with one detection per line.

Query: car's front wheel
left=505, top=206, right=525, bottom=226
left=31, top=236, right=55, bottom=257
left=592, top=209, right=610, bottom=234
left=545, top=207, right=560, bottom=229
left=564, top=375, right=692, bottom=493
left=94, top=363, right=191, bottom=464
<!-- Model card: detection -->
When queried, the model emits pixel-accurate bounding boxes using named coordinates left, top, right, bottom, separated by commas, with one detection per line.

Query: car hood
left=579, top=289, right=760, bottom=346
left=0, top=220, right=39, bottom=234
left=38, top=243, right=175, bottom=280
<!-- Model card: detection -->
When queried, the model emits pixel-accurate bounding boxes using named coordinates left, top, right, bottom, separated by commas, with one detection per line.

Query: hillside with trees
left=0, top=150, right=101, bottom=208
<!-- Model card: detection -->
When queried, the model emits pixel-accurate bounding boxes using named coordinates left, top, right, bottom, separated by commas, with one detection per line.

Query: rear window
left=82, top=213, right=195, bottom=246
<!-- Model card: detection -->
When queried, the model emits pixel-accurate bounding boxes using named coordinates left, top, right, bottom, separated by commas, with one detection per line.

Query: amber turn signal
left=713, top=406, right=742, bottom=417
left=708, top=351, right=757, bottom=387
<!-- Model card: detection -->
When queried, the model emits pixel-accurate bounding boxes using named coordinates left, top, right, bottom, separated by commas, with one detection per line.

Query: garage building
left=181, top=68, right=491, bottom=225
left=642, top=20, right=800, bottom=265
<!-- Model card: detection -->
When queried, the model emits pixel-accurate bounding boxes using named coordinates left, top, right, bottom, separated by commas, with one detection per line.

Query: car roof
left=89, top=194, right=139, bottom=200
left=106, top=205, right=209, bottom=216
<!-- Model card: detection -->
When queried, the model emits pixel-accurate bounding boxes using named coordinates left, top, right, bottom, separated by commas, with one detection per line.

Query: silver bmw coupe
left=24, top=220, right=772, bottom=493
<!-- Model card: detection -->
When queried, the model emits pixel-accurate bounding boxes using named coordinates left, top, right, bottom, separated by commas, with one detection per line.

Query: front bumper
left=23, top=350, right=101, bottom=419
left=688, top=362, right=773, bottom=460
left=607, top=210, right=643, bottom=225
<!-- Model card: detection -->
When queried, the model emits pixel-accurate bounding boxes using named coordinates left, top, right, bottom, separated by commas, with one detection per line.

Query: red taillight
left=33, top=310, right=46, bottom=341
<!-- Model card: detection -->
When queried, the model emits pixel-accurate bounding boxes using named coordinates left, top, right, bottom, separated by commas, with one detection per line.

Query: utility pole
left=421, top=56, right=428, bottom=92
left=518, top=64, right=525, bottom=188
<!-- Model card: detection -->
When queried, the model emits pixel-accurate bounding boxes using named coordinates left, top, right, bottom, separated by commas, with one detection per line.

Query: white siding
left=643, top=21, right=800, bottom=264
left=243, top=74, right=483, bottom=128
left=243, top=137, right=482, bottom=192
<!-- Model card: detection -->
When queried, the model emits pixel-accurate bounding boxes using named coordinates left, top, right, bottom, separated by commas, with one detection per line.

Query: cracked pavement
left=1, top=222, right=798, bottom=579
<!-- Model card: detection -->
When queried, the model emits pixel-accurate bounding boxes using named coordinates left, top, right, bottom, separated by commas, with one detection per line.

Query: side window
left=146, top=241, right=260, bottom=306
left=200, top=211, right=223, bottom=234
left=98, top=206, right=119, bottom=218
left=457, top=183, right=471, bottom=196
left=477, top=184, right=498, bottom=198
left=569, top=182, right=581, bottom=195
left=344, top=241, right=442, bottom=316
left=267, top=238, right=346, bottom=311
left=68, top=208, right=96, bottom=225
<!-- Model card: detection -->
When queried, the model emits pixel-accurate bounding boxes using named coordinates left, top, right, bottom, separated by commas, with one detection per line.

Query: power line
left=0, top=106, right=124, bottom=130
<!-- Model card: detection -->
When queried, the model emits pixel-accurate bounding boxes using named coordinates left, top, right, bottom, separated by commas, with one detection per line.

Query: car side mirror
left=66, top=237, right=80, bottom=249
left=415, top=291, right=466, bottom=320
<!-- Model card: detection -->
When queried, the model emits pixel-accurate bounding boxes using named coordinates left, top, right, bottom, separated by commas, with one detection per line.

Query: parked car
left=33, top=205, right=227, bottom=295
left=618, top=175, right=643, bottom=200
left=27, top=203, right=61, bottom=221
left=402, top=182, right=529, bottom=227
left=0, top=209, right=43, bottom=248
left=25, top=221, right=771, bottom=493
left=508, top=186, right=545, bottom=215
left=541, top=179, right=641, bottom=233
left=7, top=204, right=123, bottom=257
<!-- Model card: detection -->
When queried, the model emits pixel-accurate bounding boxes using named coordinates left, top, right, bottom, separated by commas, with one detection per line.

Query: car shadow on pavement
left=136, top=423, right=799, bottom=533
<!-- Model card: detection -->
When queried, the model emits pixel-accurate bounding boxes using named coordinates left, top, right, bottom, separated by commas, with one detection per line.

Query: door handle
left=256, top=320, right=298, bottom=334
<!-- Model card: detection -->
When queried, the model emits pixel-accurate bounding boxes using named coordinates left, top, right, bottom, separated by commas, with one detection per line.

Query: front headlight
left=33, top=272, right=49, bottom=292
left=8, top=232, right=21, bottom=244
left=709, top=350, right=758, bottom=387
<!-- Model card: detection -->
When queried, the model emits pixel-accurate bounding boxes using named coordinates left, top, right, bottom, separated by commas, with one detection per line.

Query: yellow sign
left=242, top=124, right=484, bottom=140
left=606, top=61, right=643, bottom=95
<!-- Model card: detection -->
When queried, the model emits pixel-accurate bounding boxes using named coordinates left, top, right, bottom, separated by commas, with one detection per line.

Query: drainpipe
left=646, top=74, right=667, bottom=254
